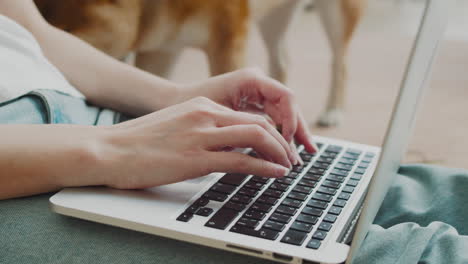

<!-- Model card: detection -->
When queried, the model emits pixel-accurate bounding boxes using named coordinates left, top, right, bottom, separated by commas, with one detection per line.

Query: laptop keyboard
left=176, top=143, right=376, bottom=250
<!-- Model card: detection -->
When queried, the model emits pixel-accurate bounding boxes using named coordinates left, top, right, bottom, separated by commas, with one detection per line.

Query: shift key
left=205, top=208, right=239, bottom=230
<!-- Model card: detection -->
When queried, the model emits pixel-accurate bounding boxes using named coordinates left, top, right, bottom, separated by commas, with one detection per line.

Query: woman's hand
left=178, top=68, right=318, bottom=155
left=100, top=97, right=296, bottom=189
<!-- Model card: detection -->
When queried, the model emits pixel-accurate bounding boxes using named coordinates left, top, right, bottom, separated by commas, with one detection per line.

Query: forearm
left=32, top=22, right=180, bottom=116
left=0, top=124, right=107, bottom=200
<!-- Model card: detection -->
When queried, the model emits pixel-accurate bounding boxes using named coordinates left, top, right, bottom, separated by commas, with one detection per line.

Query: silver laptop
left=49, top=1, right=451, bottom=263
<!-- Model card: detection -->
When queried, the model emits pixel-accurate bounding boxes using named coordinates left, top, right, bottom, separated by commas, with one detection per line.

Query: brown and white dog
left=34, top=0, right=365, bottom=126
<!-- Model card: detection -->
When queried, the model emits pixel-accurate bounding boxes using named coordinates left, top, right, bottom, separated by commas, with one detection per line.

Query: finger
left=295, top=111, right=318, bottom=153
left=203, top=125, right=292, bottom=169
left=204, top=151, right=290, bottom=178
left=290, top=142, right=303, bottom=165
left=214, top=111, right=296, bottom=165
left=256, top=78, right=298, bottom=143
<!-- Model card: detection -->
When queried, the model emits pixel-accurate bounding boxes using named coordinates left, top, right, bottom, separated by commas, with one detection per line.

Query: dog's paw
left=317, top=108, right=342, bottom=127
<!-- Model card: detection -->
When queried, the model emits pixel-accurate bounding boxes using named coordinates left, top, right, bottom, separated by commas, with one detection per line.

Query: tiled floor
left=170, top=0, right=468, bottom=169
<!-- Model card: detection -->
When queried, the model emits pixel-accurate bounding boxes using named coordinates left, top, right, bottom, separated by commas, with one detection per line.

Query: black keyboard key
left=334, top=163, right=353, bottom=171
left=328, top=206, right=342, bottom=215
left=358, top=162, right=369, bottom=169
left=307, top=199, right=328, bottom=210
left=326, top=145, right=343, bottom=153
left=263, top=220, right=286, bottom=232
left=250, top=202, right=273, bottom=213
left=302, top=207, right=323, bottom=217
left=327, top=174, right=346, bottom=183
left=322, top=151, right=338, bottom=159
left=192, top=198, right=209, bottom=207
left=354, top=168, right=366, bottom=174
left=263, top=189, right=284, bottom=198
left=275, top=177, right=295, bottom=185
left=300, top=153, right=315, bottom=161
left=269, top=183, right=290, bottom=192
left=291, top=221, right=313, bottom=232
left=195, top=207, right=214, bottom=217
left=218, top=173, right=249, bottom=186
left=323, top=214, right=337, bottom=223
left=334, top=199, right=347, bottom=207
left=351, top=173, right=362, bottom=181
left=292, top=165, right=306, bottom=173
left=338, top=192, right=351, bottom=200
left=243, top=210, right=266, bottom=221
left=312, top=230, right=328, bottom=240
left=308, top=167, right=326, bottom=175
left=236, top=217, right=259, bottom=228
left=275, top=205, right=297, bottom=216
left=269, top=213, right=292, bottom=224
left=347, top=148, right=362, bottom=155
left=177, top=212, right=193, bottom=222
left=238, top=187, right=259, bottom=197
left=185, top=205, right=200, bottom=214
left=298, top=179, right=317, bottom=188
left=281, top=198, right=303, bottom=208
left=256, top=195, right=278, bottom=205
left=230, top=225, right=279, bottom=240
left=224, top=201, right=247, bottom=211
left=330, top=169, right=348, bottom=177
left=312, top=193, right=333, bottom=202
left=303, top=173, right=321, bottom=182
left=347, top=180, right=359, bottom=187
left=365, top=152, right=376, bottom=158
left=203, top=191, right=228, bottom=202
left=307, top=239, right=322, bottom=249
left=317, top=186, right=337, bottom=195
left=339, top=158, right=356, bottom=165
left=318, top=222, right=332, bottom=231
left=287, top=191, right=308, bottom=201
left=362, top=157, right=373, bottom=163
left=281, top=230, right=308, bottom=246
left=342, top=153, right=358, bottom=160
left=342, top=186, right=355, bottom=193
left=285, top=172, right=301, bottom=179
left=321, top=180, right=341, bottom=189
left=250, top=176, right=270, bottom=184
left=317, top=157, right=334, bottom=164
left=312, top=162, right=330, bottom=170
left=293, top=185, right=313, bottom=194
left=230, top=195, right=252, bottom=204
left=244, top=180, right=265, bottom=190
left=296, top=214, right=318, bottom=225
left=210, top=183, right=237, bottom=194
left=205, top=208, right=239, bottom=230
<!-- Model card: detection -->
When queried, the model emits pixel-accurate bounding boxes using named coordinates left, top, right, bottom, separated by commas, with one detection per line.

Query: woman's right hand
left=99, top=97, right=295, bottom=189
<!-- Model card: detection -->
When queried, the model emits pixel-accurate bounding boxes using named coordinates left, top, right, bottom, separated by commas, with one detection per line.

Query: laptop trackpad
left=51, top=174, right=219, bottom=223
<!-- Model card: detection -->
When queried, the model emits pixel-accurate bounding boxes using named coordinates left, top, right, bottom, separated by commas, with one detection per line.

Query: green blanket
left=1, top=165, right=468, bottom=264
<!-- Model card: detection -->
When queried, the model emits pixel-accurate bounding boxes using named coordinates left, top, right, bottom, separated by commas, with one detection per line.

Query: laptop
left=49, top=1, right=451, bottom=263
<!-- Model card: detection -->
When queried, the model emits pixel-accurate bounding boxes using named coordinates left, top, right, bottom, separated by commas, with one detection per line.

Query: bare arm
left=0, top=0, right=180, bottom=116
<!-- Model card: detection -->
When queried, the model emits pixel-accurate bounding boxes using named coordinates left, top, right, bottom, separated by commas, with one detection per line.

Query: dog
left=34, top=0, right=366, bottom=126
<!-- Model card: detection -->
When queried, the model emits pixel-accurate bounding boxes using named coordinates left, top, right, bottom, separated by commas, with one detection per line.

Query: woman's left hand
left=178, top=68, right=318, bottom=156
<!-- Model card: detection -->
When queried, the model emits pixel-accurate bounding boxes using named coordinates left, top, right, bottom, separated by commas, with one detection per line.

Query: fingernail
left=296, top=152, right=302, bottom=165
left=290, top=143, right=299, bottom=165
left=276, top=166, right=290, bottom=177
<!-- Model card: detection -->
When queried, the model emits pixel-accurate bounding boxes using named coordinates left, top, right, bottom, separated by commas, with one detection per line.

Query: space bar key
left=204, top=208, right=239, bottom=230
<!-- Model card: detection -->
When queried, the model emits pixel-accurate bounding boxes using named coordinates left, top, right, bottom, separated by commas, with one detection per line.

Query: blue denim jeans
left=0, top=89, right=126, bottom=125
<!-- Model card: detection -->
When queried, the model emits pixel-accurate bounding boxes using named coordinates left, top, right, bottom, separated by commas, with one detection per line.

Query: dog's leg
left=135, top=50, right=180, bottom=78
left=315, top=0, right=365, bottom=127
left=257, top=0, right=301, bottom=84
left=205, top=29, right=248, bottom=76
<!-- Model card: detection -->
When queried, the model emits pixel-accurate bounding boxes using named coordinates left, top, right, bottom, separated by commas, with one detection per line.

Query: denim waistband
left=0, top=89, right=123, bottom=125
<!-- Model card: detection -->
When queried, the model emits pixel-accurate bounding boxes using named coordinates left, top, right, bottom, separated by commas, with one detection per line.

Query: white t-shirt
left=0, top=15, right=84, bottom=103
